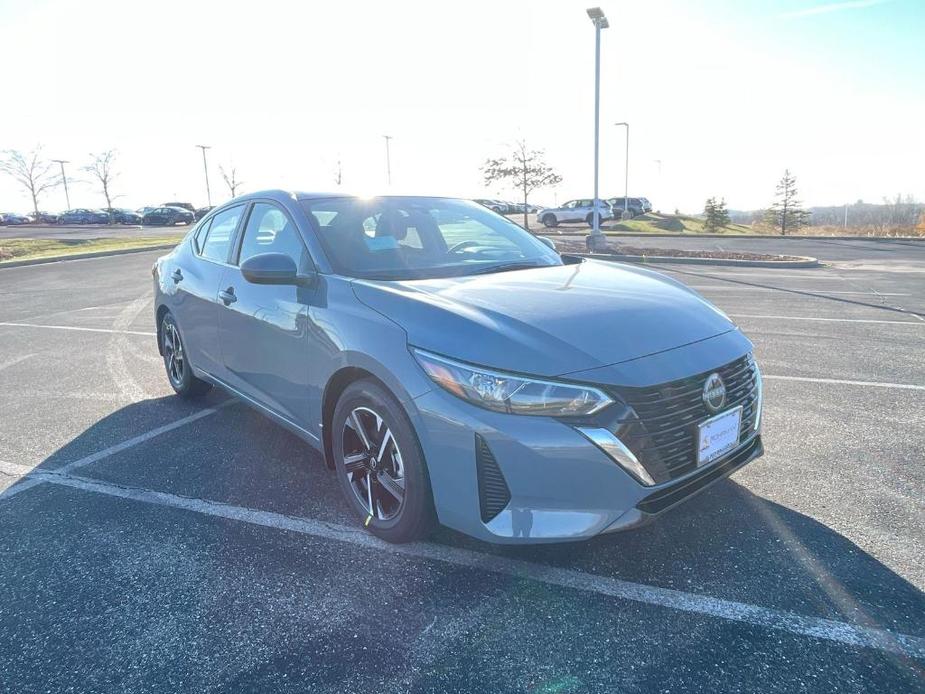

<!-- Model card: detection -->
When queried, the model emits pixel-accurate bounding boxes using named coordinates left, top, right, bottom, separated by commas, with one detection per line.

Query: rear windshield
left=300, top=197, right=561, bottom=280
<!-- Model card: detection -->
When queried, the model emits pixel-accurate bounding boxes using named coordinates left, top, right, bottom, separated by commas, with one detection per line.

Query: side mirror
left=537, top=236, right=558, bottom=252
left=240, top=252, right=314, bottom=286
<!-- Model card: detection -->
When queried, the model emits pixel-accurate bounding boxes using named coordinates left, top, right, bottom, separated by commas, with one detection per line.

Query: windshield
left=301, top=196, right=562, bottom=280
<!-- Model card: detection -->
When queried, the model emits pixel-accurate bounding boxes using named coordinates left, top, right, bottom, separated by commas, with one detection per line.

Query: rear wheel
left=542, top=214, right=558, bottom=228
left=332, top=379, right=435, bottom=543
left=161, top=312, right=212, bottom=398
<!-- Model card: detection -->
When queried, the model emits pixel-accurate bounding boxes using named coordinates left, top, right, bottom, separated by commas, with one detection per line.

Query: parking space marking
left=730, top=314, right=924, bottom=326
left=691, top=287, right=910, bottom=296
left=0, top=321, right=155, bottom=337
left=15, top=471, right=924, bottom=661
left=57, top=401, right=235, bottom=474
left=764, top=375, right=925, bottom=391
left=0, top=353, right=36, bottom=372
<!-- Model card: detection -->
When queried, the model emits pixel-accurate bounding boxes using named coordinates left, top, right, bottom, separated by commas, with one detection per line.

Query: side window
left=238, top=203, right=309, bottom=270
left=199, top=206, right=242, bottom=263
left=192, top=218, right=211, bottom=254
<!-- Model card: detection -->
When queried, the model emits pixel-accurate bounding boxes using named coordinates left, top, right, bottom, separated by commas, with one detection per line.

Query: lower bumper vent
left=475, top=434, right=511, bottom=523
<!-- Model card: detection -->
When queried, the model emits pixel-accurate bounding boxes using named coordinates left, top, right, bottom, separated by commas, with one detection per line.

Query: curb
left=0, top=243, right=178, bottom=269
left=576, top=252, right=821, bottom=269
left=540, top=231, right=923, bottom=241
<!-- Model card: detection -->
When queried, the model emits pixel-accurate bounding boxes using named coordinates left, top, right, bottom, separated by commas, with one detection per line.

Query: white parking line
left=12, top=471, right=921, bottom=661
left=764, top=375, right=925, bottom=391
left=0, top=321, right=155, bottom=337
left=730, top=314, right=924, bottom=326
left=690, top=287, right=910, bottom=296
left=0, top=353, right=36, bottom=372
left=57, top=401, right=234, bottom=474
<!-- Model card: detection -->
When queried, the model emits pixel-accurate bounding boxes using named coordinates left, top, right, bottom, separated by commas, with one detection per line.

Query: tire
left=585, top=213, right=596, bottom=226
left=332, top=379, right=436, bottom=543
left=542, top=214, right=558, bottom=228
left=160, top=311, right=212, bottom=398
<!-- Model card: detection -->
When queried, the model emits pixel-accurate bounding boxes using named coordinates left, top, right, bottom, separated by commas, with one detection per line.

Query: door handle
left=171, top=269, right=183, bottom=283
left=219, top=287, right=237, bottom=305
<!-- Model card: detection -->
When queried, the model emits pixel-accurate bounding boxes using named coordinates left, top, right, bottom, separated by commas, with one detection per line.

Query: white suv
left=537, top=199, right=614, bottom=228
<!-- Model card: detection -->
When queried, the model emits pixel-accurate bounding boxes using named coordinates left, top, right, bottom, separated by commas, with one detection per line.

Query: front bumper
left=407, top=384, right=763, bottom=545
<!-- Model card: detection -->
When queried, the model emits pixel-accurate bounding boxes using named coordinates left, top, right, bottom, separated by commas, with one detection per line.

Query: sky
left=0, top=0, right=922, bottom=214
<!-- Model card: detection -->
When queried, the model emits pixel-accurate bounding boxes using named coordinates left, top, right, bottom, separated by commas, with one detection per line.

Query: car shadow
left=6, top=394, right=924, bottom=641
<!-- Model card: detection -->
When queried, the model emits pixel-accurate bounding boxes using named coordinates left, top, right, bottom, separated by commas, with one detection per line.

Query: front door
left=217, top=202, right=317, bottom=426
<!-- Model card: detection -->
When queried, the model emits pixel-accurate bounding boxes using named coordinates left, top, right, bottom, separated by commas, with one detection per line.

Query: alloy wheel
left=341, top=406, right=406, bottom=521
left=162, top=321, right=185, bottom=387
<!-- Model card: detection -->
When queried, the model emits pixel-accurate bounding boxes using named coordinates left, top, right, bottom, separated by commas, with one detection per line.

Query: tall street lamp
left=586, top=7, right=609, bottom=252
left=383, top=135, right=393, bottom=186
left=615, top=122, right=629, bottom=218
left=52, top=159, right=71, bottom=209
left=195, top=144, right=212, bottom=206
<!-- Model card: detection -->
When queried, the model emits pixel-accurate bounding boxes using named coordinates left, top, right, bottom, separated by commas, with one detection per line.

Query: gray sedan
left=153, top=191, right=763, bottom=544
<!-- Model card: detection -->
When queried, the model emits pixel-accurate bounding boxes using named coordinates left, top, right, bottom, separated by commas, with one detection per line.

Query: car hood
left=351, top=260, right=737, bottom=377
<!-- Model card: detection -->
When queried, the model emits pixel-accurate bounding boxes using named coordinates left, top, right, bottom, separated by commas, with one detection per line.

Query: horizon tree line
left=0, top=146, right=244, bottom=220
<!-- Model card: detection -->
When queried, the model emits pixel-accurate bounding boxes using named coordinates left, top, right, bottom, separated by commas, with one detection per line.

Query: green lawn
left=601, top=212, right=754, bottom=235
left=0, top=234, right=185, bottom=264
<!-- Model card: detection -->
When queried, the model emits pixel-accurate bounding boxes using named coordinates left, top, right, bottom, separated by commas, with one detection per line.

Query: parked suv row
left=536, top=199, right=615, bottom=228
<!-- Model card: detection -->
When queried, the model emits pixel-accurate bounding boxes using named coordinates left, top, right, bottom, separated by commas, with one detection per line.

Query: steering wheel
left=447, top=240, right=482, bottom=254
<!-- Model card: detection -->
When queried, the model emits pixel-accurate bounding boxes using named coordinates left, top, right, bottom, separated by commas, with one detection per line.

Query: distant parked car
left=473, top=199, right=506, bottom=214
left=0, top=212, right=32, bottom=225
left=143, top=206, right=195, bottom=226
left=161, top=201, right=196, bottom=213
left=58, top=208, right=110, bottom=224
left=32, top=211, right=58, bottom=224
left=194, top=206, right=214, bottom=221
left=537, top=199, right=614, bottom=228
left=102, top=208, right=143, bottom=224
left=607, top=197, right=645, bottom=218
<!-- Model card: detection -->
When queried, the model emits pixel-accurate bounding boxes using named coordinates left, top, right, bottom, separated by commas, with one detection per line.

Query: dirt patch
left=551, top=238, right=804, bottom=262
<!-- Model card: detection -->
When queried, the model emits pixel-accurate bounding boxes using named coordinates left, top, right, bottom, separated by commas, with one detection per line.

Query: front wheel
left=332, top=379, right=436, bottom=543
left=542, top=214, right=558, bottom=228
left=161, top=312, right=212, bottom=398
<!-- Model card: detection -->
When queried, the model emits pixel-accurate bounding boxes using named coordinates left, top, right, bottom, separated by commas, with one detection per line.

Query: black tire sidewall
left=543, top=214, right=557, bottom=228
left=161, top=312, right=210, bottom=397
left=332, top=379, right=435, bottom=543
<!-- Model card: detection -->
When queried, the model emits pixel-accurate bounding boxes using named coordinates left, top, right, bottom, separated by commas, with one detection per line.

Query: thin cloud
left=780, top=0, right=890, bottom=19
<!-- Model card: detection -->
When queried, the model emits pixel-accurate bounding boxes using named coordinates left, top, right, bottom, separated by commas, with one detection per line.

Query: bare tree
left=481, top=140, right=562, bottom=229
left=0, top=147, right=59, bottom=217
left=220, top=165, right=243, bottom=199
left=765, top=169, right=809, bottom=235
left=83, top=150, right=119, bottom=221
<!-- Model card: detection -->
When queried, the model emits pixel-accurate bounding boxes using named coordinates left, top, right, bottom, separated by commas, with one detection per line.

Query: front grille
left=475, top=434, right=511, bottom=523
left=613, top=354, right=759, bottom=483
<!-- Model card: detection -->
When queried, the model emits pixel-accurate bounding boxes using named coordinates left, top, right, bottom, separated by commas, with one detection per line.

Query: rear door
left=169, top=205, right=245, bottom=377
left=217, top=201, right=318, bottom=426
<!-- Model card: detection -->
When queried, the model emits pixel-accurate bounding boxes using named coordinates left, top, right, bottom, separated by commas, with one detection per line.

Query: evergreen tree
left=715, top=197, right=731, bottom=228
left=703, top=197, right=718, bottom=232
left=766, top=170, right=809, bottom=235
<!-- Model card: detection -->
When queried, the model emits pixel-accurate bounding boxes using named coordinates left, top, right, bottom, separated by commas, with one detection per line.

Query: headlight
left=413, top=349, right=613, bottom=417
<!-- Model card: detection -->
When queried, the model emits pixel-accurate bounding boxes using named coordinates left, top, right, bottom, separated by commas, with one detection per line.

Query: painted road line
left=57, top=401, right=235, bottom=474
left=764, top=375, right=925, bottom=391
left=0, top=321, right=155, bottom=337
left=730, top=314, right=924, bottom=326
left=0, top=353, right=36, bottom=372
left=26, top=471, right=925, bottom=661
left=690, top=287, right=910, bottom=296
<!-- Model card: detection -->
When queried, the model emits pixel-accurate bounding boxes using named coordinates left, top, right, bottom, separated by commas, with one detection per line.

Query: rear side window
left=199, top=205, right=243, bottom=263
left=237, top=203, right=310, bottom=270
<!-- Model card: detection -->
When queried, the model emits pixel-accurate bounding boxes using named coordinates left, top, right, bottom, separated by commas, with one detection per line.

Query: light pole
left=383, top=135, right=393, bottom=186
left=586, top=7, right=609, bottom=252
left=195, top=144, right=212, bottom=205
left=615, top=122, right=629, bottom=218
left=52, top=159, right=70, bottom=209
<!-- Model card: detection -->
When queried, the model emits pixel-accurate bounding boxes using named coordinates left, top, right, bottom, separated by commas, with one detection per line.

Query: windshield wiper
left=466, top=261, right=548, bottom=276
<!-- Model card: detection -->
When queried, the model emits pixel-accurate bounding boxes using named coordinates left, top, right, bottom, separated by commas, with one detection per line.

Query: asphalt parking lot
left=0, top=240, right=923, bottom=692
